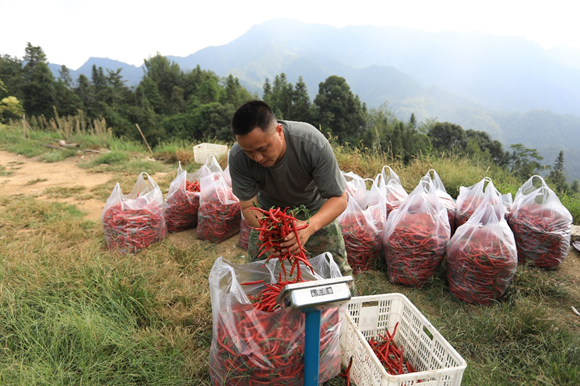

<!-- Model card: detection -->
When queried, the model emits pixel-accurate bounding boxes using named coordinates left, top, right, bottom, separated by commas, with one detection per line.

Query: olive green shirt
left=229, top=120, right=345, bottom=211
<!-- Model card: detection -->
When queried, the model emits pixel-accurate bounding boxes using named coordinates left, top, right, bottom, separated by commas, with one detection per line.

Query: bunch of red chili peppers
left=210, top=303, right=341, bottom=385
left=250, top=206, right=314, bottom=281
left=197, top=178, right=241, bottom=243
left=509, top=205, right=571, bottom=270
left=455, top=197, right=484, bottom=229
left=447, top=230, right=517, bottom=305
left=368, top=323, right=417, bottom=376
left=339, top=211, right=381, bottom=273
left=238, top=216, right=251, bottom=250
left=164, top=179, right=201, bottom=233
left=241, top=274, right=299, bottom=312
left=384, top=212, right=449, bottom=287
left=102, top=201, right=167, bottom=254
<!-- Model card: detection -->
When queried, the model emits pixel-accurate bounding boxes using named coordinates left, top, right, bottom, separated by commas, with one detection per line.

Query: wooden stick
left=135, top=124, right=153, bottom=154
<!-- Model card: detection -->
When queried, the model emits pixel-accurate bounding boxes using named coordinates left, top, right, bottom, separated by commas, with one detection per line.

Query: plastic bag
left=508, top=175, right=572, bottom=269
left=238, top=215, right=252, bottom=250
left=455, top=177, right=512, bottom=229
left=164, top=162, right=211, bottom=233
left=338, top=193, right=381, bottom=273
left=423, top=169, right=457, bottom=233
left=342, top=171, right=366, bottom=204
left=209, top=253, right=342, bottom=385
left=197, top=172, right=241, bottom=243
left=382, top=178, right=451, bottom=287
left=447, top=202, right=517, bottom=304
left=375, top=165, right=408, bottom=215
left=101, top=172, right=167, bottom=254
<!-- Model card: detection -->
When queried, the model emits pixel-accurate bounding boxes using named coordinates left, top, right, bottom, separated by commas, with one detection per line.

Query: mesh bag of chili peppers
left=447, top=202, right=518, bottom=304
left=375, top=165, right=408, bottom=215
left=508, top=175, right=572, bottom=269
left=423, top=169, right=457, bottom=234
left=101, top=172, right=167, bottom=254
left=238, top=215, right=252, bottom=250
left=208, top=255, right=343, bottom=386
left=197, top=172, right=241, bottom=243
left=382, top=179, right=451, bottom=287
left=455, top=177, right=512, bottom=229
left=338, top=193, right=381, bottom=273
left=164, top=163, right=211, bottom=233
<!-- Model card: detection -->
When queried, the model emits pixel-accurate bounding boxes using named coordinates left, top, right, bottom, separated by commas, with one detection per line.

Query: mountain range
left=48, top=19, right=580, bottom=181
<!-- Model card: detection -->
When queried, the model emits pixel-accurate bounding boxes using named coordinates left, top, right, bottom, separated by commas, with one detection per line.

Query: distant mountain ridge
left=47, top=19, right=580, bottom=180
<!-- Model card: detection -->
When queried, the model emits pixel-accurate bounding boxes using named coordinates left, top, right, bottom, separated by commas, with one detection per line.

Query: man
left=229, top=100, right=352, bottom=276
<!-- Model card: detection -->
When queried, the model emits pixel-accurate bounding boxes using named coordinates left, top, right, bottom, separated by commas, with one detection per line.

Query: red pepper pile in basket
left=368, top=322, right=417, bottom=376
left=509, top=205, right=571, bottom=270
left=102, top=201, right=166, bottom=254
left=165, top=179, right=200, bottom=232
left=447, top=231, right=517, bottom=305
left=384, top=212, right=448, bottom=287
left=209, top=303, right=341, bottom=385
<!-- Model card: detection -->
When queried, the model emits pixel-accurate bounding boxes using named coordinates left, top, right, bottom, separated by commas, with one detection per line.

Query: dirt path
left=0, top=150, right=245, bottom=259
left=0, top=150, right=113, bottom=221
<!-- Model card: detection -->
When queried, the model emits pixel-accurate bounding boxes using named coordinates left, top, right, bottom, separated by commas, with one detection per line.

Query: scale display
left=277, top=276, right=354, bottom=310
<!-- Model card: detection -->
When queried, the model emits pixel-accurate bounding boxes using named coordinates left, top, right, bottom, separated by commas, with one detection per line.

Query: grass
left=1, top=122, right=580, bottom=385
left=24, top=178, right=48, bottom=185
left=44, top=186, right=86, bottom=199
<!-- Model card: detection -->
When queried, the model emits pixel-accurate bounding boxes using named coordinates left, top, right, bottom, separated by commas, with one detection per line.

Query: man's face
left=236, top=123, right=286, bottom=167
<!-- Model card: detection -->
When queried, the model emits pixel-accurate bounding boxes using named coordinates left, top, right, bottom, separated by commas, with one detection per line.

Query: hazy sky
left=2, top=0, right=578, bottom=69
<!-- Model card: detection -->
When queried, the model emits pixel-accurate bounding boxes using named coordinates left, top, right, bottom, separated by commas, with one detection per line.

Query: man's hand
left=273, top=219, right=313, bottom=256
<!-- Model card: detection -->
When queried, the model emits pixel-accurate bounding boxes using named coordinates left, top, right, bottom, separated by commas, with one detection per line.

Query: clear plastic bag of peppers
left=375, top=165, right=408, bottom=215
left=382, top=178, right=451, bottom=287
left=208, top=254, right=343, bottom=386
left=508, top=175, right=572, bottom=270
left=164, top=163, right=211, bottom=233
left=447, top=202, right=518, bottom=304
left=455, top=177, right=512, bottom=229
left=197, top=172, right=241, bottom=243
left=101, top=172, right=167, bottom=254
left=338, top=193, right=381, bottom=273
left=423, top=169, right=457, bottom=234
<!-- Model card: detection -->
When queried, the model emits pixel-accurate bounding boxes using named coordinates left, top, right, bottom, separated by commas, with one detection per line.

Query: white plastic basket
left=193, top=143, right=228, bottom=165
left=341, top=293, right=467, bottom=386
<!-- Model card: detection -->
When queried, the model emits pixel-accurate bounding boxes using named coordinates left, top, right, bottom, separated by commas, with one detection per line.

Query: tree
left=0, top=78, right=24, bottom=119
left=427, top=122, right=466, bottom=152
left=313, top=75, right=365, bottom=143
left=22, top=61, right=56, bottom=117
left=570, top=179, right=580, bottom=195
left=548, top=151, right=569, bottom=193
left=508, top=144, right=543, bottom=180
left=289, top=76, right=312, bottom=122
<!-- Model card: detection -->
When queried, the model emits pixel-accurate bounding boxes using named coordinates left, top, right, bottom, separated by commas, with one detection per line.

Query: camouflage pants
left=247, top=209, right=352, bottom=276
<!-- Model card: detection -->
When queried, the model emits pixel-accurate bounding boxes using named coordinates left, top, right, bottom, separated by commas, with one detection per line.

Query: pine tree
left=548, top=151, right=569, bottom=193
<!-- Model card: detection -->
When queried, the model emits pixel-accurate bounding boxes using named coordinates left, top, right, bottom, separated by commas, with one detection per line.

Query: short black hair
left=231, top=100, right=277, bottom=136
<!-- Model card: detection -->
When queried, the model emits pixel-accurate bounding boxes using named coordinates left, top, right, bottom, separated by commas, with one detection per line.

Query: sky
left=2, top=0, right=579, bottom=70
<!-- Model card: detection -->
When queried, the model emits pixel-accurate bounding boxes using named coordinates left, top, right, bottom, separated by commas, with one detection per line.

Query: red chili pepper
left=164, top=178, right=201, bottom=233
left=508, top=204, right=570, bottom=270
left=447, top=227, right=517, bottom=305
left=197, top=181, right=241, bottom=243
left=339, top=211, right=381, bottom=273
left=250, top=206, right=314, bottom=282
left=102, top=201, right=166, bottom=254
left=209, top=303, right=341, bottom=385
left=383, top=211, right=448, bottom=287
